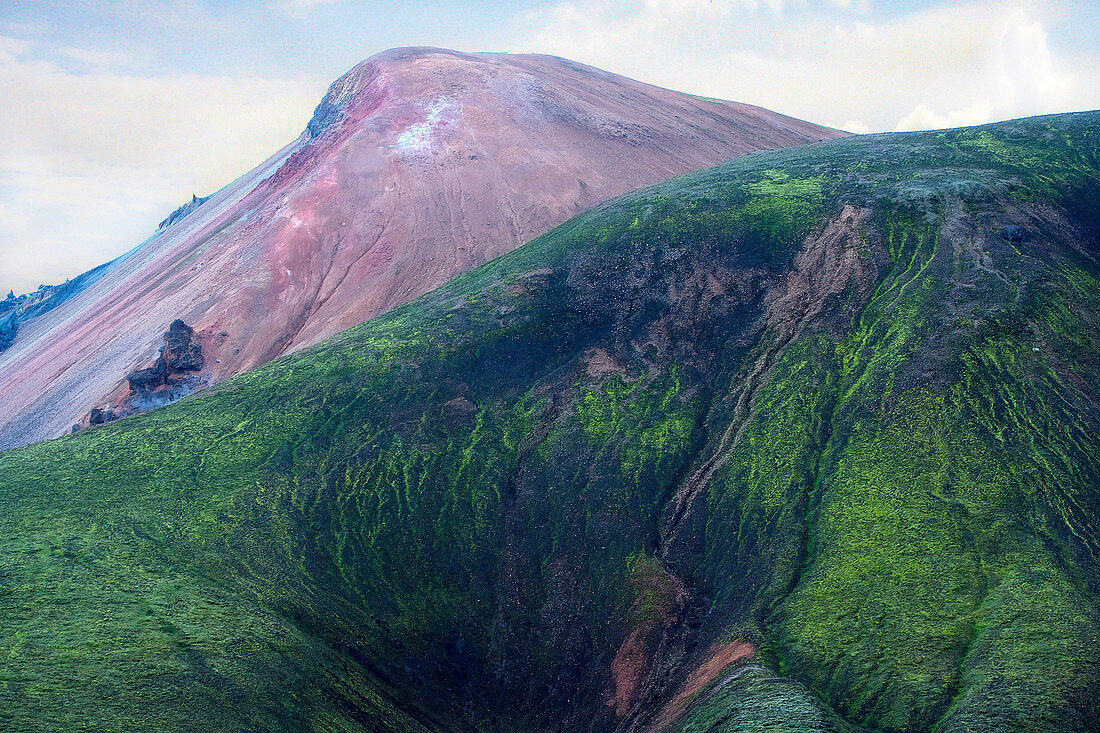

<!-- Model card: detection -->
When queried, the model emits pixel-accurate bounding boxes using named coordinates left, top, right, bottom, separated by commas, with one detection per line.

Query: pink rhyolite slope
left=0, top=47, right=846, bottom=449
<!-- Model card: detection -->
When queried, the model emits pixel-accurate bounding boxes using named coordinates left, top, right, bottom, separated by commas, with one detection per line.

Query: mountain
left=1, top=112, right=1097, bottom=731
left=0, top=262, right=114, bottom=352
left=0, top=47, right=844, bottom=451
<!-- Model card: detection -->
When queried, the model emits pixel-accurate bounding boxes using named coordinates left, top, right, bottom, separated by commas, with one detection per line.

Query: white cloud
left=517, top=1, right=1100, bottom=135
left=0, top=42, right=323, bottom=294
left=893, top=8, right=1077, bottom=131
left=894, top=101, right=997, bottom=131
left=823, top=0, right=869, bottom=11
left=841, top=119, right=872, bottom=134
left=58, top=46, right=133, bottom=68
left=0, top=36, right=29, bottom=58
left=992, top=8, right=1073, bottom=112
left=642, top=0, right=782, bottom=15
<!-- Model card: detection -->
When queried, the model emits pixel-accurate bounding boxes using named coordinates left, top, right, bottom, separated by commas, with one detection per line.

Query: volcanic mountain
left=0, top=47, right=843, bottom=450
left=1, top=113, right=1097, bottom=731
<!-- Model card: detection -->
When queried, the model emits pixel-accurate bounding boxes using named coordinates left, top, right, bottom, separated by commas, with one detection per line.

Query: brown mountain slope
left=0, top=47, right=845, bottom=450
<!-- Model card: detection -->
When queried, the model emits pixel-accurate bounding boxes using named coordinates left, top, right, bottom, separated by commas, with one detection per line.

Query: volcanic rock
left=125, top=363, right=167, bottom=392
left=0, top=319, right=15, bottom=352
left=93, top=319, right=206, bottom=426
left=87, top=407, right=116, bottom=425
left=158, top=194, right=211, bottom=230
left=305, top=98, right=342, bottom=139
left=1000, top=223, right=1029, bottom=242
left=162, top=319, right=204, bottom=372
left=0, top=262, right=113, bottom=356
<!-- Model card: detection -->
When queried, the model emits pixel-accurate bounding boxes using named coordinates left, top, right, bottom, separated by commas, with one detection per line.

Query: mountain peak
left=0, top=50, right=844, bottom=450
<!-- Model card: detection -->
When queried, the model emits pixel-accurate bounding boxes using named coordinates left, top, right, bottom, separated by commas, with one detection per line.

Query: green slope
left=1, top=113, right=1098, bottom=732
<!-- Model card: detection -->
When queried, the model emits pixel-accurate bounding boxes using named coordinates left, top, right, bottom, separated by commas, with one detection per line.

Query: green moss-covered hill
left=2, top=112, right=1099, bottom=732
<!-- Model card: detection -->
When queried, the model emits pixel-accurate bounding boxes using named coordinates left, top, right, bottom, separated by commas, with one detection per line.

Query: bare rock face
left=125, top=364, right=167, bottom=392
left=85, top=320, right=207, bottom=429
left=0, top=262, right=114, bottom=355
left=158, top=194, right=211, bottom=230
left=1000, top=223, right=1029, bottom=243
left=125, top=319, right=204, bottom=393
left=87, top=407, right=116, bottom=425
left=0, top=47, right=846, bottom=450
left=162, top=319, right=204, bottom=372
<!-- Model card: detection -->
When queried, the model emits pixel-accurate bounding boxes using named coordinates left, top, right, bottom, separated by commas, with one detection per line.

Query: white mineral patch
left=392, top=99, right=456, bottom=156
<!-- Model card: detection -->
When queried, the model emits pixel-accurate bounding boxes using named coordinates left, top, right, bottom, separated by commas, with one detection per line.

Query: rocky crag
left=0, top=262, right=114, bottom=353
left=157, top=194, right=211, bottom=230
left=84, top=320, right=207, bottom=428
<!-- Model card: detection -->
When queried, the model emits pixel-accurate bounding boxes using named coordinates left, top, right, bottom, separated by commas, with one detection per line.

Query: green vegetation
left=676, top=668, right=854, bottom=733
left=1, top=112, right=1099, bottom=731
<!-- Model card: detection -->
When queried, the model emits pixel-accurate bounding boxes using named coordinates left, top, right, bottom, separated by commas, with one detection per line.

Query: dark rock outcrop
left=1000, top=224, right=1029, bottom=243
left=158, top=194, right=210, bottom=230
left=90, top=320, right=206, bottom=427
left=162, top=320, right=204, bottom=371
left=306, top=98, right=342, bottom=139
left=88, top=407, right=117, bottom=425
left=0, top=317, right=16, bottom=352
left=0, top=262, right=114, bottom=354
left=125, top=363, right=167, bottom=392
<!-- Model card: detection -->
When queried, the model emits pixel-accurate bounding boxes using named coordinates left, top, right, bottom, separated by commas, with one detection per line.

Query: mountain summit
left=0, top=47, right=843, bottom=450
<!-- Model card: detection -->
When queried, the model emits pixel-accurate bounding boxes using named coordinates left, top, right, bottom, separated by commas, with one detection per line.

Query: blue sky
left=2, top=0, right=1098, bottom=295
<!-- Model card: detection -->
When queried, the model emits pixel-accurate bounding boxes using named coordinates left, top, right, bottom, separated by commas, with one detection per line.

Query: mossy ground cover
left=1, top=112, right=1098, bottom=731
left=675, top=668, right=855, bottom=733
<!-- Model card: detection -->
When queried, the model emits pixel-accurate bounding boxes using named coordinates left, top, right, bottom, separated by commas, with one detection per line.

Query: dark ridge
left=158, top=193, right=211, bottom=230
left=0, top=261, right=114, bottom=353
left=306, top=98, right=343, bottom=139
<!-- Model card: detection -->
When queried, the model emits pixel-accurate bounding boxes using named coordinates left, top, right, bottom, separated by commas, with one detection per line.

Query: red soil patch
left=583, top=347, right=624, bottom=378
left=646, top=637, right=757, bottom=731
left=608, top=627, right=653, bottom=717
left=606, top=556, right=687, bottom=717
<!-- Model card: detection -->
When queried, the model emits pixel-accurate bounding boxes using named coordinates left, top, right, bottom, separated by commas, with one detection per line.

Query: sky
left=1, top=0, right=1098, bottom=296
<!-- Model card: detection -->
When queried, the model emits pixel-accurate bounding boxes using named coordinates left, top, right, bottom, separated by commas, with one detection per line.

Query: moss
left=1, top=111, right=1099, bottom=731
left=624, top=552, right=681, bottom=626
left=675, top=668, right=855, bottom=733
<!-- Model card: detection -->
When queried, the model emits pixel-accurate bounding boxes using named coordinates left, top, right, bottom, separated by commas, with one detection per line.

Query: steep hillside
left=0, top=47, right=843, bottom=451
left=1, top=113, right=1098, bottom=732
left=0, top=262, right=114, bottom=352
